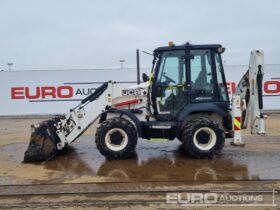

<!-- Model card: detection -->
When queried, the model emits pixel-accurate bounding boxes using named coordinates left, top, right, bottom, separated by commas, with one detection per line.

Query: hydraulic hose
left=257, top=65, right=263, bottom=110
left=81, top=82, right=109, bottom=104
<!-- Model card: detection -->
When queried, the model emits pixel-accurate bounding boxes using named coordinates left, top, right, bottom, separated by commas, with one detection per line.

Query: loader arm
left=24, top=81, right=114, bottom=162
left=234, top=50, right=265, bottom=135
left=55, top=81, right=113, bottom=149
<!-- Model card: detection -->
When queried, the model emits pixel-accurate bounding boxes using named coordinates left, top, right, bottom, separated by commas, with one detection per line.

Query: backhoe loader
left=24, top=42, right=265, bottom=162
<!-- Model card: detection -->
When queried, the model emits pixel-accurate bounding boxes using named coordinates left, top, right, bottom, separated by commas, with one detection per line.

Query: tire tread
left=95, top=117, right=137, bottom=159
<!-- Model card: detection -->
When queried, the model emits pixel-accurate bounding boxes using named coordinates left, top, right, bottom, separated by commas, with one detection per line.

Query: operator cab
left=147, top=42, right=229, bottom=121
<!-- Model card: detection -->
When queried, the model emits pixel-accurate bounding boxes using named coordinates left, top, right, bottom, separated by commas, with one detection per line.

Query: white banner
left=0, top=65, right=279, bottom=116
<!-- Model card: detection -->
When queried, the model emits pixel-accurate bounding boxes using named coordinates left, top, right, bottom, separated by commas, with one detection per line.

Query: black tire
left=95, top=117, right=137, bottom=159
left=181, top=117, right=225, bottom=158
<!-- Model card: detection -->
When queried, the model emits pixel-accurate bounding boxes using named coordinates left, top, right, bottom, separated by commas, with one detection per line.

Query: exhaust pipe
left=136, top=49, right=140, bottom=85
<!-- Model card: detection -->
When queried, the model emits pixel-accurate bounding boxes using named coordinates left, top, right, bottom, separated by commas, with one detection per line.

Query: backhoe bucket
left=23, top=117, right=62, bottom=162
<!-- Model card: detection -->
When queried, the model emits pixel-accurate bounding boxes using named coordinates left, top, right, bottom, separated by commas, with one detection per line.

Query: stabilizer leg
left=231, top=95, right=245, bottom=146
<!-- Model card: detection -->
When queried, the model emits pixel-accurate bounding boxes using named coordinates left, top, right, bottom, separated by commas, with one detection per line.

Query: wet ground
left=1, top=136, right=280, bottom=185
left=0, top=115, right=280, bottom=209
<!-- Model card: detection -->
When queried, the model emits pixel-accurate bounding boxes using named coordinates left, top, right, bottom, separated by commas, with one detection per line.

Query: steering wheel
left=163, top=74, right=176, bottom=84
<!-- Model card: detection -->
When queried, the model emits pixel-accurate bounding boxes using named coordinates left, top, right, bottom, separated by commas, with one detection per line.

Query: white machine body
left=55, top=81, right=149, bottom=149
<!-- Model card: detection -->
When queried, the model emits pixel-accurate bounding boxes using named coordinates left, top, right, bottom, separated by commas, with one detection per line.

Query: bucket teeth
left=23, top=117, right=63, bottom=162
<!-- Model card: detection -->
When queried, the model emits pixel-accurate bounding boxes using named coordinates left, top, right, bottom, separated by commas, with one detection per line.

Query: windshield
left=156, top=50, right=186, bottom=86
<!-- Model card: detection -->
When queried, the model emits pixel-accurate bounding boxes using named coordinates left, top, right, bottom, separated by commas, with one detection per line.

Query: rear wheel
left=181, top=117, right=224, bottom=158
left=95, top=118, right=137, bottom=159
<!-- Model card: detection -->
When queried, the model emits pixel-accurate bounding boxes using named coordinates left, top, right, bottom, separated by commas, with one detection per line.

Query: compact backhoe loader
left=24, top=42, right=265, bottom=162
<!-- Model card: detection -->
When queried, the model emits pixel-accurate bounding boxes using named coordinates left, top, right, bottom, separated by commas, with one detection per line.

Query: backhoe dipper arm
left=235, top=50, right=265, bottom=135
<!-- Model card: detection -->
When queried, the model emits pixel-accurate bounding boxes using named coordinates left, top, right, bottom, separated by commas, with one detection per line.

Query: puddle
left=1, top=136, right=280, bottom=185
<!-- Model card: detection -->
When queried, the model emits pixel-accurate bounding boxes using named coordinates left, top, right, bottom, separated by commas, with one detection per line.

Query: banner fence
left=0, top=64, right=279, bottom=116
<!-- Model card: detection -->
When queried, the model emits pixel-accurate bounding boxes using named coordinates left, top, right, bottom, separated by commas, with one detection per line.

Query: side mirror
left=142, top=73, right=148, bottom=82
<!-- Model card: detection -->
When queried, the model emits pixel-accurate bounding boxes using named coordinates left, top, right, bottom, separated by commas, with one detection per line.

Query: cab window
left=155, top=50, right=186, bottom=115
left=190, top=49, right=214, bottom=102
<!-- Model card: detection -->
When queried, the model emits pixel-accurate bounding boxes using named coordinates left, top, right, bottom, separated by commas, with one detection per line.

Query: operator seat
left=195, top=70, right=207, bottom=88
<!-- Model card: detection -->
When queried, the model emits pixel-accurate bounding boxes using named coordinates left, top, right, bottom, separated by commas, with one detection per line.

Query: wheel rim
left=193, top=127, right=217, bottom=151
left=105, top=128, right=128, bottom=151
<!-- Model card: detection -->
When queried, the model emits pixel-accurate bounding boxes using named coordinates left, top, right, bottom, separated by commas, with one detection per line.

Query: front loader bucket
left=23, top=117, right=62, bottom=162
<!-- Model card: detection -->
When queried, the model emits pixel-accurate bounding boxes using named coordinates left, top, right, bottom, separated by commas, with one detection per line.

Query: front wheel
left=95, top=118, right=137, bottom=159
left=181, top=117, right=225, bottom=158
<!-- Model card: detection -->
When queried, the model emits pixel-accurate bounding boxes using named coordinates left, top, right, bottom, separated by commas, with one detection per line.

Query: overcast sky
left=0, top=0, right=279, bottom=71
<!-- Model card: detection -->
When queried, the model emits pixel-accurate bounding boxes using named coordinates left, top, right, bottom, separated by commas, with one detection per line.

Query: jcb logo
left=122, top=89, right=141, bottom=96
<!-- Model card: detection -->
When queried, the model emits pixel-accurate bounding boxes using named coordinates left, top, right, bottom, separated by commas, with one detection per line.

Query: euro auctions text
left=166, top=190, right=276, bottom=207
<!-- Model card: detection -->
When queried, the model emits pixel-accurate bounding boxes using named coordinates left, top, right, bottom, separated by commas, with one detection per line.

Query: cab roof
left=154, top=43, right=223, bottom=53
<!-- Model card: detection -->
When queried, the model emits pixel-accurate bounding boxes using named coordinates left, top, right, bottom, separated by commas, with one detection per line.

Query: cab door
left=189, top=49, right=216, bottom=102
left=153, top=50, right=187, bottom=119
